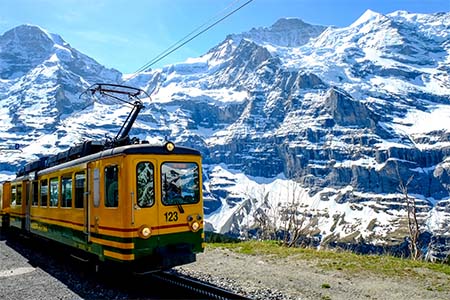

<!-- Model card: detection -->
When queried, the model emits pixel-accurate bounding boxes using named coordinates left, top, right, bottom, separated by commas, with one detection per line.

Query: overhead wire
left=125, top=0, right=254, bottom=82
left=131, top=0, right=243, bottom=75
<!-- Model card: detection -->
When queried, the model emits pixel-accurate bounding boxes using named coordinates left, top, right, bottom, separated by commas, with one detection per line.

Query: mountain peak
left=350, top=9, right=387, bottom=27
left=228, top=17, right=327, bottom=48
left=0, top=24, right=120, bottom=81
left=1, top=24, right=66, bottom=48
left=271, top=18, right=310, bottom=30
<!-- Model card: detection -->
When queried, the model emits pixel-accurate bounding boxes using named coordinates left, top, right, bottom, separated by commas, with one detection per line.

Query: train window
left=161, top=162, right=200, bottom=206
left=74, top=172, right=85, bottom=208
left=16, top=184, right=22, bottom=206
left=93, top=168, right=100, bottom=207
left=61, top=175, right=72, bottom=208
left=40, top=179, right=48, bottom=207
left=105, top=166, right=118, bottom=208
left=32, top=181, right=39, bottom=206
left=49, top=178, right=59, bottom=207
left=11, top=185, right=17, bottom=206
left=136, top=162, right=155, bottom=207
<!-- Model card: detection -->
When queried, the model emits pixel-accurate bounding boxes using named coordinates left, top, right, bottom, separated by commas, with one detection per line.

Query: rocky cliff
left=0, top=11, right=449, bottom=259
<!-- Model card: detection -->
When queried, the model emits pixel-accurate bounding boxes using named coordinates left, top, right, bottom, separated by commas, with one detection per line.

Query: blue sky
left=0, top=0, right=448, bottom=74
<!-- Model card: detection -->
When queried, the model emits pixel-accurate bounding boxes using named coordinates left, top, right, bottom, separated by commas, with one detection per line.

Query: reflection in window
left=137, top=162, right=154, bottom=207
left=16, top=184, right=22, bottom=206
left=32, top=181, right=39, bottom=206
left=74, top=172, right=85, bottom=208
left=61, top=175, right=72, bottom=208
left=49, top=178, right=59, bottom=207
left=105, top=166, right=118, bottom=207
left=40, top=179, right=48, bottom=207
left=11, top=185, right=17, bottom=206
left=161, top=162, right=199, bottom=206
left=93, top=168, right=100, bottom=207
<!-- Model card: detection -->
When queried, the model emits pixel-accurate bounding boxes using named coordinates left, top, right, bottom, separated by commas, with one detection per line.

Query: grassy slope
left=208, top=240, right=450, bottom=292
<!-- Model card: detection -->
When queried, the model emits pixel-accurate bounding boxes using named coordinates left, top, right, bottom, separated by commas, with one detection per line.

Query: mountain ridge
left=0, top=11, right=449, bottom=260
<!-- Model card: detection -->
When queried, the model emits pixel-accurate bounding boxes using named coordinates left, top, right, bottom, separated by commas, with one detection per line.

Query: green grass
left=207, top=240, right=450, bottom=279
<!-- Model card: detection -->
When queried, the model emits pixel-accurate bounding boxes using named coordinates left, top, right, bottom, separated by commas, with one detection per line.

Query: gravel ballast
left=175, top=246, right=450, bottom=300
left=2, top=231, right=449, bottom=300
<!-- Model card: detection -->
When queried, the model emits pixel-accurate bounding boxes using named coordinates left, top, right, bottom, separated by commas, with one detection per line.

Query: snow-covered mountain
left=0, top=24, right=122, bottom=174
left=1, top=11, right=449, bottom=259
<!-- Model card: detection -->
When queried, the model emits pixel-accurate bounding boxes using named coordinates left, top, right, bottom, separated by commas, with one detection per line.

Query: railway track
left=151, top=271, right=253, bottom=300
left=2, top=228, right=252, bottom=299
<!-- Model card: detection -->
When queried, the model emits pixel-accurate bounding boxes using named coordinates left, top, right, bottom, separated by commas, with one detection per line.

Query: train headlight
left=190, top=221, right=200, bottom=232
left=165, top=141, right=175, bottom=152
left=187, top=214, right=202, bottom=232
left=138, top=225, right=152, bottom=239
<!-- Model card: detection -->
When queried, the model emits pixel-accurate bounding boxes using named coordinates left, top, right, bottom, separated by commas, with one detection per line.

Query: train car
left=0, top=84, right=205, bottom=272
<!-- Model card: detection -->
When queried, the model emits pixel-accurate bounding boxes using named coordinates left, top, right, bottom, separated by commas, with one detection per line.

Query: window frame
left=31, top=181, right=39, bottom=207
left=61, top=174, right=73, bottom=208
left=39, top=179, right=48, bottom=208
left=49, top=177, right=59, bottom=207
left=136, top=161, right=155, bottom=208
left=74, top=171, right=86, bottom=209
left=161, top=161, right=200, bottom=206
left=93, top=168, right=100, bottom=208
left=104, top=165, right=119, bottom=208
left=11, top=184, right=17, bottom=206
left=13, top=184, right=23, bottom=206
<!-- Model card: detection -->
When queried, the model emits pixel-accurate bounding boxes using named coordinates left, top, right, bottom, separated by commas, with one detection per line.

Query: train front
left=123, top=142, right=205, bottom=272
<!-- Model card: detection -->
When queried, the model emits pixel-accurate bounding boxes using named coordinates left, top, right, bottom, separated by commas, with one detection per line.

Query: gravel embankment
left=175, top=247, right=450, bottom=300
left=0, top=230, right=174, bottom=299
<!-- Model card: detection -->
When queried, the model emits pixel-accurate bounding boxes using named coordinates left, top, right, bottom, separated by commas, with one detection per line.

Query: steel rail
left=151, top=271, right=253, bottom=300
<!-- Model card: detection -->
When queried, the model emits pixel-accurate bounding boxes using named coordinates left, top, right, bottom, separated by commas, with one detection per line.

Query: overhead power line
left=132, top=0, right=244, bottom=74
left=125, top=0, right=254, bottom=83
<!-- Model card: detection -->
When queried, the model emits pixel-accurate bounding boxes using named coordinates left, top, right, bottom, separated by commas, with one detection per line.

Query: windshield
left=161, top=162, right=199, bottom=206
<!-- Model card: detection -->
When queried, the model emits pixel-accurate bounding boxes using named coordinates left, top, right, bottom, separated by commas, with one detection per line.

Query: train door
left=86, top=161, right=98, bottom=242
left=77, top=168, right=89, bottom=243
left=87, top=158, right=123, bottom=239
left=133, top=158, right=160, bottom=241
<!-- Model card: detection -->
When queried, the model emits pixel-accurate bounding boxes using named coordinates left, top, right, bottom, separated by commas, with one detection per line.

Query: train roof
left=16, top=142, right=201, bottom=178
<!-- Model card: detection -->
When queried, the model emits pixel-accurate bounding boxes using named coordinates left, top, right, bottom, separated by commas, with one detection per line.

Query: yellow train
left=0, top=84, right=204, bottom=272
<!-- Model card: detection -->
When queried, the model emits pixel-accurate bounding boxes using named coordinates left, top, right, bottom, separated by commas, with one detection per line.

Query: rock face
left=228, top=17, right=327, bottom=47
left=323, top=88, right=376, bottom=128
left=0, top=25, right=122, bottom=154
left=1, top=11, right=450, bottom=259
